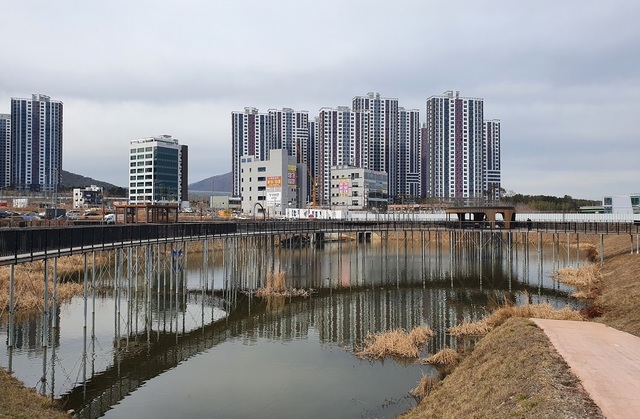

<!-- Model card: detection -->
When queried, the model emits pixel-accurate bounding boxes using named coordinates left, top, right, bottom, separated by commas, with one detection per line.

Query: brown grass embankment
left=0, top=368, right=70, bottom=419
left=402, top=318, right=604, bottom=418
left=354, top=325, right=434, bottom=359
left=448, top=301, right=583, bottom=337
left=593, top=235, right=640, bottom=336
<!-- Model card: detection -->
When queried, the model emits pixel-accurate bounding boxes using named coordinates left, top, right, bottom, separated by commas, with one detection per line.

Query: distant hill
left=189, top=171, right=232, bottom=194
left=60, top=170, right=120, bottom=190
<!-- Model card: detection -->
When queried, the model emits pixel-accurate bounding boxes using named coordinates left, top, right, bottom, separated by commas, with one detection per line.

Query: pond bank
left=402, top=235, right=639, bottom=418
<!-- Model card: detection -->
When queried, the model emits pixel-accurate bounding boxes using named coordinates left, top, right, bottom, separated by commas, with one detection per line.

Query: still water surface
left=1, top=238, right=581, bottom=418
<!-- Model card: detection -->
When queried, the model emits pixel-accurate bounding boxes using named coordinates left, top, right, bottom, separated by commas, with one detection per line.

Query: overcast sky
left=1, top=0, right=638, bottom=200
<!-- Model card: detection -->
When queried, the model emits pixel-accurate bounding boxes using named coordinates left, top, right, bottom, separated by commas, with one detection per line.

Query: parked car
left=104, top=214, right=116, bottom=224
left=66, top=210, right=81, bottom=220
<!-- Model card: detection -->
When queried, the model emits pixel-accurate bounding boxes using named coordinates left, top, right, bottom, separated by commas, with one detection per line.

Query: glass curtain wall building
left=128, top=135, right=187, bottom=203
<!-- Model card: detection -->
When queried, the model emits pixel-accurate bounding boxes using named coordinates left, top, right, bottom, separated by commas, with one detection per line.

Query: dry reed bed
left=252, top=271, right=312, bottom=298
left=418, top=348, right=460, bottom=366
left=0, top=254, right=111, bottom=314
left=409, top=373, right=439, bottom=400
left=355, top=325, right=434, bottom=359
left=448, top=302, right=583, bottom=336
left=552, top=264, right=603, bottom=299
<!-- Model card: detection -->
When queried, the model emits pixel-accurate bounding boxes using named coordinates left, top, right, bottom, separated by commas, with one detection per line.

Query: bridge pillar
left=357, top=231, right=372, bottom=243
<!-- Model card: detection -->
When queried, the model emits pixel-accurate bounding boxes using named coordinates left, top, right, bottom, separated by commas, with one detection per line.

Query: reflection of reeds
left=448, top=302, right=583, bottom=337
left=410, top=372, right=439, bottom=400
left=355, top=325, right=434, bottom=359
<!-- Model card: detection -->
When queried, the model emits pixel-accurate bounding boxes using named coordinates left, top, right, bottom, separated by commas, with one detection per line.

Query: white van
left=104, top=214, right=116, bottom=224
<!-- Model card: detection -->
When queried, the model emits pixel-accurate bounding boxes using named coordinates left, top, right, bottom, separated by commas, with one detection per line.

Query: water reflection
left=0, top=237, right=582, bottom=418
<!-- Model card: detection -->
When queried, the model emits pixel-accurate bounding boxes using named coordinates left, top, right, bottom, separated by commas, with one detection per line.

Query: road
left=533, top=319, right=640, bottom=418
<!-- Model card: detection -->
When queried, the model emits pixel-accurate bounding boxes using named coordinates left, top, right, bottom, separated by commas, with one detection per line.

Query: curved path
left=533, top=319, right=640, bottom=418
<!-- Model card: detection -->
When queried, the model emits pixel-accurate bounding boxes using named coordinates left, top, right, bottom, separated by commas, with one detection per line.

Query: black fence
left=0, top=220, right=638, bottom=266
left=0, top=222, right=237, bottom=265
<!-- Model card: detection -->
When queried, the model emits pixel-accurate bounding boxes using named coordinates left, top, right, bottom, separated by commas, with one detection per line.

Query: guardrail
left=0, top=220, right=637, bottom=266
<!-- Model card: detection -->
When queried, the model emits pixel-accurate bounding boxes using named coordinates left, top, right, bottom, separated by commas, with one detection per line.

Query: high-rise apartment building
left=10, top=94, right=63, bottom=192
left=317, top=107, right=369, bottom=205
left=425, top=90, right=484, bottom=201
left=397, top=108, right=421, bottom=199
left=128, top=135, right=188, bottom=203
left=231, top=107, right=311, bottom=199
left=0, top=114, right=10, bottom=188
left=483, top=119, right=501, bottom=201
left=352, top=92, right=399, bottom=199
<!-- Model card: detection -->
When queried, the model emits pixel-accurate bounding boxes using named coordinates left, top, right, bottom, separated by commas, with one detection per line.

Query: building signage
left=338, top=181, right=350, bottom=197
left=287, top=165, right=297, bottom=186
left=267, top=176, right=282, bottom=189
left=266, top=191, right=281, bottom=204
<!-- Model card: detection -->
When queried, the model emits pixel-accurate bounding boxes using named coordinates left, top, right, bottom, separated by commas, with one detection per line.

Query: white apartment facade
left=426, top=90, right=484, bottom=201
left=483, top=119, right=501, bottom=201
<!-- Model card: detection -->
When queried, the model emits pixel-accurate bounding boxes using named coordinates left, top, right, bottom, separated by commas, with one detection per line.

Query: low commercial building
left=73, top=185, right=103, bottom=208
left=240, top=149, right=306, bottom=216
left=603, top=194, right=640, bottom=214
left=329, top=166, right=388, bottom=211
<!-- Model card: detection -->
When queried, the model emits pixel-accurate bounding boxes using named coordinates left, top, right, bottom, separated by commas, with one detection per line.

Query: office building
left=330, top=165, right=388, bottom=211
left=128, top=135, right=188, bottom=203
left=10, top=94, right=63, bottom=192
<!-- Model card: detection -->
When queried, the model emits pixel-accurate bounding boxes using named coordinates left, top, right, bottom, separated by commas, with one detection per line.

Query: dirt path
left=533, top=318, right=640, bottom=418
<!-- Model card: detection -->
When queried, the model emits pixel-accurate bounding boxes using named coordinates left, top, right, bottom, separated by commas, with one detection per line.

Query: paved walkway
left=533, top=319, right=640, bottom=419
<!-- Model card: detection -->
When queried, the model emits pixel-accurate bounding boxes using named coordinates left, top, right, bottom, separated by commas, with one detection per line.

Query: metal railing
left=0, top=220, right=637, bottom=266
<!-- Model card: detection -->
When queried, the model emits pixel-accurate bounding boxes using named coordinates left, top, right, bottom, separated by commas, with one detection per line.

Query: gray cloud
left=1, top=0, right=639, bottom=199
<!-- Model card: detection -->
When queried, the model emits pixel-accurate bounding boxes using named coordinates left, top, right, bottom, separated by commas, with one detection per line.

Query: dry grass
left=0, top=258, right=89, bottom=314
left=418, top=348, right=460, bottom=366
left=594, top=236, right=640, bottom=336
left=402, top=318, right=604, bottom=419
left=448, top=301, right=583, bottom=336
left=0, top=368, right=70, bottom=419
left=253, top=271, right=312, bottom=298
left=409, top=372, right=439, bottom=400
left=553, top=264, right=602, bottom=289
left=355, top=325, right=434, bottom=359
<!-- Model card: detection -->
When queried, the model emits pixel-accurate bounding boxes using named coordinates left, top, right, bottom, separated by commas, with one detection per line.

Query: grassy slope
left=0, top=369, right=69, bottom=419
left=404, top=235, right=639, bottom=418
left=402, top=318, right=603, bottom=419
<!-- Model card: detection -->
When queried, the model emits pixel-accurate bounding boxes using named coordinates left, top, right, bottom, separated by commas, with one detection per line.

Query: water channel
left=1, top=232, right=585, bottom=418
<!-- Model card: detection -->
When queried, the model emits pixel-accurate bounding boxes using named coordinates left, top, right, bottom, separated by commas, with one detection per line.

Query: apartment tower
left=10, top=94, right=63, bottom=192
left=425, top=90, right=484, bottom=201
left=483, top=119, right=501, bottom=201
left=0, top=114, right=9, bottom=188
